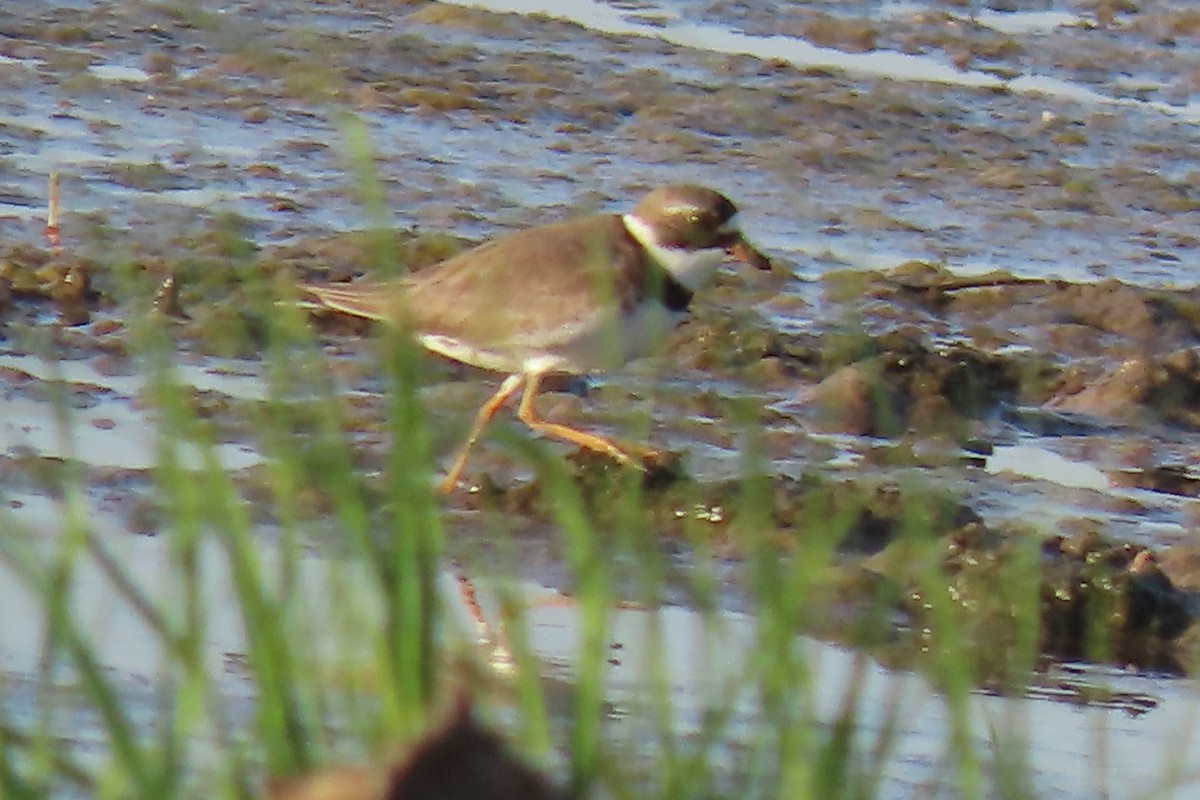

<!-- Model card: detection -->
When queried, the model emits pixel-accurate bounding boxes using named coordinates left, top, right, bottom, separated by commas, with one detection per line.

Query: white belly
left=417, top=301, right=686, bottom=376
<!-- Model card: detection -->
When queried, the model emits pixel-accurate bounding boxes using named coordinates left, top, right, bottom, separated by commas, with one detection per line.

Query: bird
left=304, top=184, right=771, bottom=493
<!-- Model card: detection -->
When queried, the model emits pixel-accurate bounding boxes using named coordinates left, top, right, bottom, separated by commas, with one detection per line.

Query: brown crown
left=630, top=184, right=740, bottom=250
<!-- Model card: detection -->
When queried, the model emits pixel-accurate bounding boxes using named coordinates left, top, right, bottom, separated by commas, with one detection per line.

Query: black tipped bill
left=728, top=235, right=771, bottom=270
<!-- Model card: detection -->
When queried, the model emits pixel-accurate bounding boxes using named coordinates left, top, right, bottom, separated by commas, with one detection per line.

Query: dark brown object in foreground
left=266, top=699, right=569, bottom=800
left=385, top=700, right=568, bottom=800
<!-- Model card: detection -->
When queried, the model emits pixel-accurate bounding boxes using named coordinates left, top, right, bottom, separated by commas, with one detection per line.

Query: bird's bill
left=727, top=236, right=771, bottom=270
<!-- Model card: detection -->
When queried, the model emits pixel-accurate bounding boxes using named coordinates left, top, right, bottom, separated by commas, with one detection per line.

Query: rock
left=805, top=362, right=895, bottom=435
left=1045, top=357, right=1151, bottom=419
left=1048, top=279, right=1159, bottom=341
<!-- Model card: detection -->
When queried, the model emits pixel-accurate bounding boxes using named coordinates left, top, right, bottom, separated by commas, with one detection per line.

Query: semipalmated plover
left=305, top=184, right=770, bottom=493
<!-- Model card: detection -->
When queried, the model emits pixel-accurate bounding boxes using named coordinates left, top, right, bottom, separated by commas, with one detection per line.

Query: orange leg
left=516, top=370, right=636, bottom=466
left=439, top=374, right=525, bottom=494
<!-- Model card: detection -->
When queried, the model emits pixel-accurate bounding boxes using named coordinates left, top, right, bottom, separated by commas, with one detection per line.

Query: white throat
left=622, top=213, right=728, bottom=293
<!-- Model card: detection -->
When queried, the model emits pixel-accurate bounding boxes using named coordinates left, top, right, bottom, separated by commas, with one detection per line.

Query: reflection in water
left=3, top=496, right=1196, bottom=800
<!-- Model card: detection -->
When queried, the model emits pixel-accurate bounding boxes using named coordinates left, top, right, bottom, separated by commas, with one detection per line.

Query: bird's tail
left=301, top=281, right=404, bottom=322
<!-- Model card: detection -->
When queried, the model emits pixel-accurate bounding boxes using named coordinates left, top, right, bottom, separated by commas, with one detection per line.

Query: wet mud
left=6, top=0, right=1200, bottom=732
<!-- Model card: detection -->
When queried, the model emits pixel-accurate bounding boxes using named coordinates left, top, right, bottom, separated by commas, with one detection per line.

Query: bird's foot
left=566, top=443, right=684, bottom=488
left=634, top=446, right=685, bottom=488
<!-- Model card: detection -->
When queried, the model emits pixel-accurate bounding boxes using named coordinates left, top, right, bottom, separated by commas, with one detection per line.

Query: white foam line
left=440, top=0, right=1200, bottom=122
left=881, top=2, right=1084, bottom=36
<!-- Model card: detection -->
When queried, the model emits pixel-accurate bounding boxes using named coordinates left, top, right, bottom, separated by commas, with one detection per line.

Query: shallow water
left=4, top=476, right=1198, bottom=800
